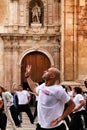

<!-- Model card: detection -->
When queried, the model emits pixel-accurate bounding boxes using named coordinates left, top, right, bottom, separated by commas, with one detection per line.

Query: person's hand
left=50, top=117, right=62, bottom=127
left=25, top=65, right=32, bottom=78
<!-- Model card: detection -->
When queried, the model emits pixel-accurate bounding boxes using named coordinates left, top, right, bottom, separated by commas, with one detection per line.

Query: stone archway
left=20, top=51, right=52, bottom=106
left=21, top=51, right=51, bottom=84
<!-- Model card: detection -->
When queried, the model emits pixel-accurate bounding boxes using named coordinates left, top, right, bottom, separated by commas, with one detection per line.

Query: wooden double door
left=21, top=51, right=51, bottom=84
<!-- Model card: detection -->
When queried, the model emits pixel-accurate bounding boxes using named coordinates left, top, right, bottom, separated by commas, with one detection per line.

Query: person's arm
left=25, top=65, right=37, bottom=94
left=6, top=92, right=13, bottom=107
left=28, top=91, right=37, bottom=96
left=0, top=98, right=3, bottom=109
left=50, top=99, right=75, bottom=127
left=73, top=99, right=86, bottom=112
left=27, top=94, right=31, bottom=103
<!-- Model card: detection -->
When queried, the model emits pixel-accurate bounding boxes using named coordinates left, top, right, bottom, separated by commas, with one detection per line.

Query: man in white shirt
left=69, top=87, right=87, bottom=130
left=16, top=85, right=34, bottom=124
left=25, top=65, right=75, bottom=130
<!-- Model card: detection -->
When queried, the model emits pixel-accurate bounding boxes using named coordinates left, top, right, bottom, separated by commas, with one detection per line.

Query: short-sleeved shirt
left=73, top=94, right=85, bottom=112
left=2, top=92, right=13, bottom=108
left=16, top=90, right=30, bottom=105
left=36, top=83, right=70, bottom=128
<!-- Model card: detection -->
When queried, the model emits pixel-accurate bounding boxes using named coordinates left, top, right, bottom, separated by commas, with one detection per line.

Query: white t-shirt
left=16, top=90, right=30, bottom=105
left=73, top=94, right=85, bottom=112
left=36, top=83, right=70, bottom=128
left=2, top=91, right=13, bottom=108
left=67, top=91, right=73, bottom=98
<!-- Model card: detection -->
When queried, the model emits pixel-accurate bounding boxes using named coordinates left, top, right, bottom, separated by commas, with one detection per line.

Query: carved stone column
left=53, top=46, right=60, bottom=69
left=0, top=37, right=4, bottom=86
left=54, top=0, right=59, bottom=24
left=13, top=0, right=18, bottom=30
left=12, top=37, right=19, bottom=85
left=8, top=0, right=14, bottom=25
left=47, top=0, right=53, bottom=25
left=44, top=1, right=48, bottom=25
left=4, top=37, right=13, bottom=89
left=60, top=0, right=64, bottom=82
left=73, top=0, right=78, bottom=80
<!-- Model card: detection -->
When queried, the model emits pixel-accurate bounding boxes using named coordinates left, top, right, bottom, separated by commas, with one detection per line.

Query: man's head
left=42, top=67, right=60, bottom=83
left=18, top=85, right=23, bottom=91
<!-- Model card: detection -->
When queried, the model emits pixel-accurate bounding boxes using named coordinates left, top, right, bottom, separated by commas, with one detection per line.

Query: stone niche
left=29, top=0, right=44, bottom=26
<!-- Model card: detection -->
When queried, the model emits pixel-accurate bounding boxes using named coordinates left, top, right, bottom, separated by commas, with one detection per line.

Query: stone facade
left=0, top=0, right=87, bottom=90
left=62, top=0, right=87, bottom=90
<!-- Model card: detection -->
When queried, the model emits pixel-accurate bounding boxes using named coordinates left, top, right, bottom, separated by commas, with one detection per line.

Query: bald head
left=42, top=67, right=60, bottom=82
left=48, top=67, right=60, bottom=80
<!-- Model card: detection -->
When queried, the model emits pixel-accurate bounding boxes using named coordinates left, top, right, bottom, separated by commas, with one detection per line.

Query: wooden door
left=21, top=51, right=51, bottom=84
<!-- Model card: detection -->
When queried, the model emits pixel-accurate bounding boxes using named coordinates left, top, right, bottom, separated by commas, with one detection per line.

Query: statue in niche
left=31, top=2, right=41, bottom=23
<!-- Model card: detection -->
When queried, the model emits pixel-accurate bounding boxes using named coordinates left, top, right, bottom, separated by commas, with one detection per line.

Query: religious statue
left=31, top=2, right=41, bottom=23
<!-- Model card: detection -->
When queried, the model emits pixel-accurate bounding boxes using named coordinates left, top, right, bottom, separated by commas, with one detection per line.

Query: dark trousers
left=69, top=110, right=87, bottom=130
left=33, top=101, right=38, bottom=120
left=0, top=110, right=7, bottom=130
left=10, top=105, right=21, bottom=126
left=64, top=116, right=70, bottom=128
left=18, top=104, right=34, bottom=124
left=36, top=123, right=66, bottom=130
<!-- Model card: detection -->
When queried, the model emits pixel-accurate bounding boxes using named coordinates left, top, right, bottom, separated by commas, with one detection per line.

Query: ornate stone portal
left=0, top=0, right=61, bottom=89
left=0, top=0, right=87, bottom=90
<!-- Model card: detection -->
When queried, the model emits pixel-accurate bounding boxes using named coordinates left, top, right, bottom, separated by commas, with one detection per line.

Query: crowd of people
left=0, top=84, right=35, bottom=130
left=0, top=65, right=87, bottom=130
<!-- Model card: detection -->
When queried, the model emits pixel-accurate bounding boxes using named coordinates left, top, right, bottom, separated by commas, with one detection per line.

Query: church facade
left=0, top=0, right=87, bottom=90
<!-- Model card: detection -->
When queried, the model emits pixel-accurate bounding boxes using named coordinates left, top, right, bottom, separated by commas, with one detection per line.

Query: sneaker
left=17, top=124, right=22, bottom=127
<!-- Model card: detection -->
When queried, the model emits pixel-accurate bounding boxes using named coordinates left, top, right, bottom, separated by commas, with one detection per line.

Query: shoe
left=17, top=124, right=22, bottom=127
left=31, top=120, right=34, bottom=124
left=19, top=120, right=22, bottom=123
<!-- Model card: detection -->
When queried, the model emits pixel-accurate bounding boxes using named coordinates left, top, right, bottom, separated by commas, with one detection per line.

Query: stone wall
left=0, top=0, right=7, bottom=25
left=64, top=0, right=87, bottom=85
left=0, top=0, right=87, bottom=88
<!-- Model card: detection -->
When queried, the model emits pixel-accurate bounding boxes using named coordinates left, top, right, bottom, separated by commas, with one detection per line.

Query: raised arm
left=25, top=65, right=37, bottom=94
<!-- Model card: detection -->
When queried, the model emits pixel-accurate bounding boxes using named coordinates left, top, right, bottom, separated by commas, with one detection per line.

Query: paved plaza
left=7, top=108, right=36, bottom=130
left=6, top=107, right=69, bottom=130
